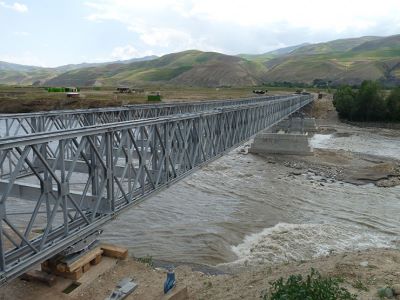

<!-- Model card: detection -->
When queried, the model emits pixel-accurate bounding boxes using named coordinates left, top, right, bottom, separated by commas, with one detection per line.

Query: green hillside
left=0, top=56, right=158, bottom=85
left=1, top=34, right=400, bottom=87
left=290, top=36, right=380, bottom=55
left=238, top=43, right=309, bottom=63
left=0, top=68, right=57, bottom=85
left=45, top=50, right=269, bottom=87
left=258, top=35, right=400, bottom=86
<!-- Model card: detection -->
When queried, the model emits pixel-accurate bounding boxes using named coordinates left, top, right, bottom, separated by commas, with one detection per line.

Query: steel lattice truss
left=0, top=95, right=289, bottom=138
left=0, top=94, right=313, bottom=284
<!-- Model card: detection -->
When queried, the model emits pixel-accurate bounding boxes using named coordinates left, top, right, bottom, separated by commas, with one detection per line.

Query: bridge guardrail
left=0, top=94, right=313, bottom=284
left=0, top=95, right=290, bottom=138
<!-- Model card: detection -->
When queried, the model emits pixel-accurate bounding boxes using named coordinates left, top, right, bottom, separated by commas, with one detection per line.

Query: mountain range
left=1, top=34, right=400, bottom=87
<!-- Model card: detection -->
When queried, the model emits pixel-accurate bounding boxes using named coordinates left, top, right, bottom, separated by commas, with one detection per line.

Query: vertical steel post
left=105, top=132, right=115, bottom=212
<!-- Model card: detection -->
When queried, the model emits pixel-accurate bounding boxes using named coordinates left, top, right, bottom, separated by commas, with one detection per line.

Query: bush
left=263, top=269, right=357, bottom=300
left=333, top=85, right=356, bottom=119
left=386, top=87, right=400, bottom=121
left=333, top=80, right=391, bottom=122
left=353, top=81, right=386, bottom=121
left=136, top=254, right=154, bottom=267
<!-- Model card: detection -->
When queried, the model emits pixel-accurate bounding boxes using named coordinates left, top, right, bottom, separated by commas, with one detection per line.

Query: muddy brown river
left=101, top=128, right=400, bottom=269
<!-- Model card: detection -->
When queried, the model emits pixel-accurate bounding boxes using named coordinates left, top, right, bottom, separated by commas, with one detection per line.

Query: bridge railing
left=0, top=95, right=290, bottom=138
left=0, top=94, right=313, bottom=283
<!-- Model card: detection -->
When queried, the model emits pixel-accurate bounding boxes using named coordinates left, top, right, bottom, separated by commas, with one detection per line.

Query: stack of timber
left=40, top=244, right=128, bottom=281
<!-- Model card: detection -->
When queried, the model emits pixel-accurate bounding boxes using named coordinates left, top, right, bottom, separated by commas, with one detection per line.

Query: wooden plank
left=90, top=254, right=102, bottom=265
left=82, top=263, right=91, bottom=273
left=100, top=244, right=128, bottom=260
left=21, top=270, right=57, bottom=287
left=63, top=248, right=103, bottom=272
left=63, top=268, right=83, bottom=281
left=41, top=264, right=83, bottom=281
left=56, top=263, right=67, bottom=273
left=39, top=244, right=126, bottom=281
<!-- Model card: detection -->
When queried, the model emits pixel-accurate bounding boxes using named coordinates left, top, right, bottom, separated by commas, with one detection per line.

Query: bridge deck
left=0, top=94, right=313, bottom=284
left=0, top=95, right=289, bottom=138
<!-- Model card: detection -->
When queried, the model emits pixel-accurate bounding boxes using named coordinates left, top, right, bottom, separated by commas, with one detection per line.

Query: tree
left=333, top=85, right=356, bottom=119
left=353, top=80, right=386, bottom=121
left=386, top=87, right=400, bottom=121
left=333, top=81, right=388, bottom=121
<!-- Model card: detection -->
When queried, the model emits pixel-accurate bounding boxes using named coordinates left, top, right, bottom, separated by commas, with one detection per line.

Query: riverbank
left=2, top=248, right=400, bottom=299
left=2, top=96, right=400, bottom=299
left=280, top=97, right=400, bottom=187
left=86, top=98, right=400, bottom=299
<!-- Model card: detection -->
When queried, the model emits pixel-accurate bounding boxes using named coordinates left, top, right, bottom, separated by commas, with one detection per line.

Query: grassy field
left=0, top=86, right=143, bottom=113
left=0, top=85, right=312, bottom=113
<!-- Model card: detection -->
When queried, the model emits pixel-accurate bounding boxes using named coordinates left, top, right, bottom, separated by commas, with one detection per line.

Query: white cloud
left=111, top=45, right=144, bottom=60
left=110, top=44, right=158, bottom=61
left=13, top=31, right=29, bottom=36
left=85, top=1, right=228, bottom=54
left=0, top=1, right=28, bottom=13
left=184, top=0, right=400, bottom=31
left=84, top=0, right=400, bottom=55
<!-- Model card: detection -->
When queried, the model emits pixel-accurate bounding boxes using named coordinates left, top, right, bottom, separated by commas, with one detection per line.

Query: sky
left=1, top=0, right=400, bottom=67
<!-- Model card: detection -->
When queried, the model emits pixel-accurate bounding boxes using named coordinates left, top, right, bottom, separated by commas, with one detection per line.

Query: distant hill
left=238, top=43, right=309, bottom=62
left=0, top=55, right=158, bottom=85
left=351, top=35, right=400, bottom=52
left=0, top=62, right=56, bottom=85
left=257, top=35, right=400, bottom=86
left=1, top=34, right=400, bottom=87
left=45, top=50, right=268, bottom=87
left=55, top=55, right=158, bottom=72
left=0, top=61, right=41, bottom=72
left=290, top=36, right=380, bottom=55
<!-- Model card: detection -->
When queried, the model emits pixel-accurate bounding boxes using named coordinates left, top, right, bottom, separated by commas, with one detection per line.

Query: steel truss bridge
left=0, top=96, right=292, bottom=138
left=0, top=94, right=313, bottom=284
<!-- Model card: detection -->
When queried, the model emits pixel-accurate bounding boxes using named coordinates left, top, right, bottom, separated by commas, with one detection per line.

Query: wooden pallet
left=40, top=244, right=128, bottom=281
left=41, top=248, right=103, bottom=280
left=100, top=243, right=128, bottom=260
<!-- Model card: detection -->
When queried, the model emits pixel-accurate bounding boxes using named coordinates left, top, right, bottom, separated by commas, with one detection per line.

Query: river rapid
left=101, top=129, right=400, bottom=269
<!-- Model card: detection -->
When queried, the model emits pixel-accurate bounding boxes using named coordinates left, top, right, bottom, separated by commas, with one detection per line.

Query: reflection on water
left=102, top=131, right=400, bottom=267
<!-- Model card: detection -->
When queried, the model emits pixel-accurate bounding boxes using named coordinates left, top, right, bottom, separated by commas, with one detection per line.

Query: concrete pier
left=250, top=132, right=312, bottom=155
left=269, top=117, right=318, bottom=134
left=250, top=117, right=317, bottom=156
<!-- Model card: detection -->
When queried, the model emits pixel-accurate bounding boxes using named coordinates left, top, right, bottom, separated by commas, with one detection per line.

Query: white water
left=102, top=129, right=400, bottom=268
left=227, top=222, right=397, bottom=268
left=311, top=132, right=400, bottom=160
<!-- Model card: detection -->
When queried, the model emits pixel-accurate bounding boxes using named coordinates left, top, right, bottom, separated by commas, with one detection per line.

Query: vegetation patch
left=263, top=269, right=357, bottom=300
left=333, top=80, right=400, bottom=122
left=136, top=255, right=154, bottom=267
left=139, top=66, right=192, bottom=81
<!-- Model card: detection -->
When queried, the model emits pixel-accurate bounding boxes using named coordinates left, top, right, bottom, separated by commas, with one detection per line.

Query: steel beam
left=0, top=95, right=291, bottom=137
left=0, top=94, right=313, bottom=284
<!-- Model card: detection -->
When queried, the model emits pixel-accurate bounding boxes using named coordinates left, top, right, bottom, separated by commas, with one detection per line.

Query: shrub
left=263, top=269, right=357, bottom=300
left=333, top=80, right=390, bottom=122
left=386, top=87, right=400, bottom=121
left=136, top=254, right=154, bottom=267
left=353, top=81, right=386, bottom=121
left=333, top=85, right=356, bottom=119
